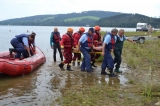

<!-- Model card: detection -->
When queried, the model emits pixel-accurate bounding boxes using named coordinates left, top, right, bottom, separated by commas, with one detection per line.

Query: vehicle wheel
left=138, top=38, right=145, bottom=44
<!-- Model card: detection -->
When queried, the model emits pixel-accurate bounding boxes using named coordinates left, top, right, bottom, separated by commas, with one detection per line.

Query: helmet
left=94, top=25, right=101, bottom=31
left=79, top=27, right=85, bottom=32
left=67, top=28, right=73, bottom=32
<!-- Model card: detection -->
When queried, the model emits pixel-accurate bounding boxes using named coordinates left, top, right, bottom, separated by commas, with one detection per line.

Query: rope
left=0, top=55, right=15, bottom=60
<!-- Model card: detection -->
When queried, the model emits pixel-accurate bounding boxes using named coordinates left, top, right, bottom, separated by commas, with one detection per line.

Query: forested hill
left=0, top=11, right=121, bottom=26
left=96, top=14, right=160, bottom=28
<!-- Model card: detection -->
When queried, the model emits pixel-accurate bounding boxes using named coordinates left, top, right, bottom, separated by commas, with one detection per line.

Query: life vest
left=93, top=32, right=101, bottom=41
left=15, top=34, right=34, bottom=50
left=73, top=31, right=81, bottom=46
left=105, top=33, right=115, bottom=51
left=93, top=32, right=101, bottom=46
left=52, top=32, right=60, bottom=43
left=115, top=35, right=125, bottom=50
left=62, top=33, right=73, bottom=48
left=15, top=34, right=30, bottom=44
left=81, top=33, right=93, bottom=48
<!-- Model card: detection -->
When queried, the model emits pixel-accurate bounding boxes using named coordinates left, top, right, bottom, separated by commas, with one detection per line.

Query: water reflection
left=63, top=67, right=127, bottom=89
left=0, top=61, right=61, bottom=106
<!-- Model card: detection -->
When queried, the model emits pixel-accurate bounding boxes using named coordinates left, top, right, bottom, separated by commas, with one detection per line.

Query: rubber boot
left=101, top=68, right=108, bottom=75
left=67, top=65, right=74, bottom=71
left=19, top=53, right=24, bottom=60
left=9, top=48, right=15, bottom=55
left=114, top=69, right=122, bottom=73
left=72, top=61, right=75, bottom=66
left=91, top=61, right=97, bottom=67
left=77, top=61, right=80, bottom=66
left=109, top=68, right=117, bottom=77
left=59, top=63, right=65, bottom=70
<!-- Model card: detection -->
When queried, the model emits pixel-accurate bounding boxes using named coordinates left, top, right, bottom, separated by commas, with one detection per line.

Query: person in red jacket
left=72, top=27, right=85, bottom=66
left=58, top=28, right=74, bottom=71
left=91, top=25, right=102, bottom=67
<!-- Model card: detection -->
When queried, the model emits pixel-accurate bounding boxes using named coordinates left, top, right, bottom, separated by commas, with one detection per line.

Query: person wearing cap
left=58, top=28, right=74, bottom=71
left=114, top=29, right=135, bottom=73
left=77, top=28, right=94, bottom=72
left=91, top=25, right=102, bottom=67
left=72, top=27, right=85, bottom=66
left=101, top=28, right=118, bottom=77
left=50, top=27, right=63, bottom=62
left=9, top=32, right=36, bottom=59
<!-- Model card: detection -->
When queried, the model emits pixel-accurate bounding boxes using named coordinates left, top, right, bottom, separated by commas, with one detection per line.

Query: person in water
left=101, top=28, right=118, bottom=77
left=77, top=28, right=94, bottom=72
left=72, top=27, right=85, bottom=66
left=58, top=28, right=74, bottom=71
left=50, top=27, right=63, bottom=62
left=9, top=32, right=36, bottom=59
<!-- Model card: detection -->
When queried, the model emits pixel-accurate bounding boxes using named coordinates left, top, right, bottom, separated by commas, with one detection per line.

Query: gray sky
left=0, top=0, right=160, bottom=21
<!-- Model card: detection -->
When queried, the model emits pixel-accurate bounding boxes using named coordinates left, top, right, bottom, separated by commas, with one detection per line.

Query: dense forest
left=0, top=11, right=121, bottom=26
left=0, top=11, right=160, bottom=28
left=96, top=14, right=160, bottom=28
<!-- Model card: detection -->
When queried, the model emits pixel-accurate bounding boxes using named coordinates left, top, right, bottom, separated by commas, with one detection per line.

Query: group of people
left=50, top=26, right=135, bottom=77
left=8, top=26, right=135, bottom=77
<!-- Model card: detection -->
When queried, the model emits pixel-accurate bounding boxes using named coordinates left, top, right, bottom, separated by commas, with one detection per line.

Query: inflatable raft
left=0, top=47, right=46, bottom=76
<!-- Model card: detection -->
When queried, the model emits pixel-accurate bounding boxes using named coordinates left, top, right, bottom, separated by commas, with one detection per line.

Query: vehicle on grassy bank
left=136, top=23, right=148, bottom=32
left=127, top=35, right=158, bottom=44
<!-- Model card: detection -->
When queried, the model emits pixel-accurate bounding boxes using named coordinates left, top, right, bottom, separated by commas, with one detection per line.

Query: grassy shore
left=55, top=32, right=160, bottom=106
left=101, top=30, right=160, bottom=36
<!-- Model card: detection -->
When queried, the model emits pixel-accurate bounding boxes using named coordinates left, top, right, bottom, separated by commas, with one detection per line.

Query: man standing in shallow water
left=77, top=28, right=94, bottom=72
left=50, top=27, right=63, bottom=62
left=114, top=29, right=135, bottom=73
left=101, top=28, right=118, bottom=77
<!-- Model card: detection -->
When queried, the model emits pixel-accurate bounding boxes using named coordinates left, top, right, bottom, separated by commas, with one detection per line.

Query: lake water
left=0, top=26, right=131, bottom=106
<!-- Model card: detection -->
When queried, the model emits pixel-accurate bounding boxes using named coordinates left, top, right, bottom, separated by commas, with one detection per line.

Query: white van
left=136, top=23, right=148, bottom=32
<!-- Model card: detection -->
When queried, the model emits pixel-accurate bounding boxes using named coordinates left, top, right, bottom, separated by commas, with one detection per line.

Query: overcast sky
left=0, top=0, right=160, bottom=21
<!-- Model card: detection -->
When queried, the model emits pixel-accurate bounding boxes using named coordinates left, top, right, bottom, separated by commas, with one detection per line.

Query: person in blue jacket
left=77, top=28, right=94, bottom=72
left=101, top=28, right=118, bottom=77
left=50, top=27, right=63, bottom=62
left=9, top=32, right=36, bottom=59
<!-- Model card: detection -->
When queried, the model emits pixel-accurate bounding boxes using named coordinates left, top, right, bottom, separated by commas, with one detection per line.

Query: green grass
left=56, top=84, right=144, bottom=106
left=64, top=16, right=100, bottom=22
left=42, top=16, right=55, bottom=21
left=123, top=40, right=160, bottom=71
left=100, top=31, right=160, bottom=37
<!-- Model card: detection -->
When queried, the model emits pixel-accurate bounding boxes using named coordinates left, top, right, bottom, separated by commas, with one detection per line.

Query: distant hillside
left=0, top=11, right=121, bottom=26
left=96, top=14, right=160, bottom=28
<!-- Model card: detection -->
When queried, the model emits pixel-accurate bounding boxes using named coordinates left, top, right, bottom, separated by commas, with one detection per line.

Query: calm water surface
left=0, top=26, right=131, bottom=106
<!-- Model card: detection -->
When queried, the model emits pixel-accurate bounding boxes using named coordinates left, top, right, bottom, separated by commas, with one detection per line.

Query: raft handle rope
left=0, top=54, right=15, bottom=60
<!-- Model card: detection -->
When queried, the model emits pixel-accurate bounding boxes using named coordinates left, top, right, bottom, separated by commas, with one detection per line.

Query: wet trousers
left=80, top=47, right=92, bottom=72
left=114, top=49, right=122, bottom=70
left=101, top=49, right=114, bottom=69
left=53, top=43, right=63, bottom=61
left=72, top=53, right=81, bottom=61
left=63, top=48, right=72, bottom=64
